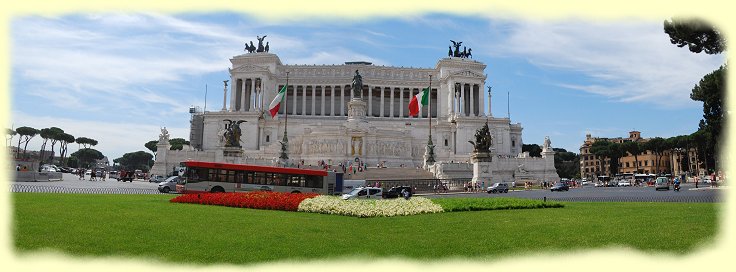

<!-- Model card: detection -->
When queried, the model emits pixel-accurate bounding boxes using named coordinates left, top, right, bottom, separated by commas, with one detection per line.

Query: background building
left=579, top=131, right=673, bottom=180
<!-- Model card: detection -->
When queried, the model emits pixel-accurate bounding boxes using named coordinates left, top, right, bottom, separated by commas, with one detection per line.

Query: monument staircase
left=302, top=165, right=471, bottom=193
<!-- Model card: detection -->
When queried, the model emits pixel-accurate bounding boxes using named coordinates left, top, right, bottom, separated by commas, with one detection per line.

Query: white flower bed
left=297, top=195, right=444, bottom=218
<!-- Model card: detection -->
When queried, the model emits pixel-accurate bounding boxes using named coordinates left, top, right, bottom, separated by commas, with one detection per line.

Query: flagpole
left=279, top=71, right=290, bottom=162
left=428, top=75, right=432, bottom=140
left=425, top=74, right=435, bottom=165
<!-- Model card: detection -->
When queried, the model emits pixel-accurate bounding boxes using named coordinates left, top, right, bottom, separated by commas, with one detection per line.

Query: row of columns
left=230, top=78, right=264, bottom=112
left=450, top=82, right=483, bottom=117
left=277, top=85, right=439, bottom=118
left=228, top=79, right=483, bottom=118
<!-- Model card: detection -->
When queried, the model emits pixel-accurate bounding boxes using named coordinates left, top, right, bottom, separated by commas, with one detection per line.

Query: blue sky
left=9, top=12, right=724, bottom=161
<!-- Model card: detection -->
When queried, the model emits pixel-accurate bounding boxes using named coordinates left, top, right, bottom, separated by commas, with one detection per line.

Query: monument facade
left=153, top=39, right=558, bottom=184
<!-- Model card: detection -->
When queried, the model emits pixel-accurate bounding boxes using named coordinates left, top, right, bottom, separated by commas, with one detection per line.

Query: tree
left=169, top=138, right=190, bottom=151
left=15, top=127, right=39, bottom=159
left=664, top=18, right=725, bottom=54
left=644, top=137, right=667, bottom=175
left=664, top=18, right=725, bottom=172
left=552, top=148, right=580, bottom=179
left=145, top=140, right=158, bottom=158
left=38, top=128, right=52, bottom=161
left=38, top=127, right=64, bottom=163
left=75, top=137, right=98, bottom=149
left=6, top=128, right=16, bottom=147
left=622, top=141, right=643, bottom=174
left=115, top=151, right=154, bottom=171
left=607, top=142, right=626, bottom=175
left=57, top=133, right=75, bottom=166
left=590, top=141, right=613, bottom=177
left=69, top=148, right=104, bottom=168
left=690, top=65, right=725, bottom=169
left=522, top=144, right=542, bottom=157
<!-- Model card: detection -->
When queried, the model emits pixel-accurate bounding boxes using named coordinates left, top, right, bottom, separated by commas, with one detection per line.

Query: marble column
left=302, top=85, right=307, bottom=116
left=468, top=85, right=475, bottom=116
left=368, top=86, right=373, bottom=117
left=399, top=88, right=404, bottom=118
left=389, top=88, right=395, bottom=118
left=380, top=87, right=385, bottom=117
left=321, top=85, right=326, bottom=116
left=286, top=86, right=299, bottom=115
left=340, top=86, right=345, bottom=116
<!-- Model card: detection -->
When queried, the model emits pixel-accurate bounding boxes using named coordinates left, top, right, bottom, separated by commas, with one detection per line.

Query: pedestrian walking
left=90, top=169, right=96, bottom=181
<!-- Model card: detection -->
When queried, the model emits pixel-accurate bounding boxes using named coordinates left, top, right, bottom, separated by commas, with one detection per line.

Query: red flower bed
left=169, top=191, right=319, bottom=211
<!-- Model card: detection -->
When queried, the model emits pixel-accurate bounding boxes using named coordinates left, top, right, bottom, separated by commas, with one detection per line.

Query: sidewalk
left=688, top=186, right=728, bottom=191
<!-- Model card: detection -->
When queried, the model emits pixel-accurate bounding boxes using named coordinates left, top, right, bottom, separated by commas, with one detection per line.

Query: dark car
left=383, top=186, right=414, bottom=198
left=487, top=182, right=509, bottom=193
left=550, top=182, right=570, bottom=192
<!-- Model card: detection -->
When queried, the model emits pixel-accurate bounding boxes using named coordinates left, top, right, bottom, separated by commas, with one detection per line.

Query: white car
left=618, top=180, right=631, bottom=187
left=158, top=176, right=180, bottom=193
left=341, top=187, right=383, bottom=200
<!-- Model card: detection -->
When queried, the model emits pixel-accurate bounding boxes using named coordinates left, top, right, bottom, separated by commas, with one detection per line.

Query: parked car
left=148, top=175, right=166, bottom=183
left=655, top=177, right=670, bottom=191
left=108, top=171, right=119, bottom=180
left=550, top=182, right=570, bottom=192
left=341, top=187, right=383, bottom=200
left=158, top=176, right=180, bottom=193
left=383, top=186, right=413, bottom=198
left=486, top=182, right=509, bottom=193
left=618, top=180, right=632, bottom=187
left=40, top=165, right=57, bottom=172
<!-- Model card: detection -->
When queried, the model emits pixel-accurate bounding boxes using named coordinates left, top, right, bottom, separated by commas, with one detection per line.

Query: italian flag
left=268, top=85, right=288, bottom=118
left=408, top=87, right=429, bottom=117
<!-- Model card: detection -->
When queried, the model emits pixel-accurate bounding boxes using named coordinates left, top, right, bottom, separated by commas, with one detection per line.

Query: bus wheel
left=291, top=190, right=301, bottom=194
left=211, top=186, right=225, bottom=193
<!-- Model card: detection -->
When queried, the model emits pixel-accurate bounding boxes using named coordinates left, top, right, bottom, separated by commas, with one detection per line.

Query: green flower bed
left=432, top=197, right=564, bottom=212
left=298, top=195, right=444, bottom=217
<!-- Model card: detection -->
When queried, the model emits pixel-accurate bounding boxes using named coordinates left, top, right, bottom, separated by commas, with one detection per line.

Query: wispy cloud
left=480, top=19, right=725, bottom=108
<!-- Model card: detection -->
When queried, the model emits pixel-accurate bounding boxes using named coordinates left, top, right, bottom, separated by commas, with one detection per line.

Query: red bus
left=175, top=161, right=338, bottom=195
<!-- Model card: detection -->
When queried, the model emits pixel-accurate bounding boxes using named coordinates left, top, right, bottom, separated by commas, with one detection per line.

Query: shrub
left=298, top=196, right=444, bottom=217
left=170, top=191, right=319, bottom=211
left=431, top=197, right=564, bottom=212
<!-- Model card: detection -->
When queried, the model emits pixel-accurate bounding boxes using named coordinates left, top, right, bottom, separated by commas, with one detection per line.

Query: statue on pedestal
left=159, top=127, right=170, bottom=142
left=543, top=136, right=551, bottom=152
left=468, top=121, right=493, bottom=153
left=351, top=70, right=363, bottom=99
left=222, top=120, right=246, bottom=148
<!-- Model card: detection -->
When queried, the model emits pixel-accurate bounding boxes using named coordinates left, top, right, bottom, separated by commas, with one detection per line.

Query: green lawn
left=12, top=193, right=719, bottom=264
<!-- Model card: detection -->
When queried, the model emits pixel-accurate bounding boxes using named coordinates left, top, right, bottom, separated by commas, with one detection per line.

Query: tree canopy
left=114, top=151, right=154, bottom=171
left=15, top=126, right=39, bottom=159
left=521, top=144, right=542, bottom=157
left=70, top=148, right=104, bottom=168
left=75, top=137, right=98, bottom=149
left=664, top=18, right=725, bottom=54
left=169, top=138, right=190, bottom=151
left=145, top=140, right=158, bottom=154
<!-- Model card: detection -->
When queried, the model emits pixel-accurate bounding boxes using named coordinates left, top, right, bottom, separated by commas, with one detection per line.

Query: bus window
left=187, top=167, right=208, bottom=183
left=305, top=175, right=323, bottom=188
left=235, top=171, right=244, bottom=184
